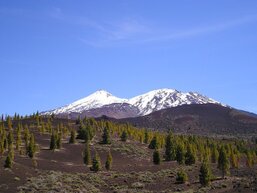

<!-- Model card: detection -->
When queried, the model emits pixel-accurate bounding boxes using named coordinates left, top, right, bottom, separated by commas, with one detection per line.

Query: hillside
left=117, top=104, right=257, bottom=137
left=0, top=116, right=256, bottom=193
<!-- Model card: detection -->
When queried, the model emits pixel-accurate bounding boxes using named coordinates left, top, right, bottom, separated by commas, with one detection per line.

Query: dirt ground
left=0, top=120, right=256, bottom=193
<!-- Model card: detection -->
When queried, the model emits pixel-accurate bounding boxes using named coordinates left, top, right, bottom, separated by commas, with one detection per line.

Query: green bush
left=176, top=170, right=188, bottom=184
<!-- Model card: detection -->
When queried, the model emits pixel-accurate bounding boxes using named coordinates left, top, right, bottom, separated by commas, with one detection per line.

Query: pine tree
left=3, top=135, right=8, bottom=150
left=77, top=124, right=89, bottom=141
left=27, top=134, right=36, bottom=158
left=120, top=130, right=128, bottom=142
left=90, top=151, right=101, bottom=172
left=69, top=129, right=76, bottom=144
left=153, top=149, right=161, bottom=165
left=144, top=130, right=149, bottom=144
left=56, top=132, right=62, bottom=149
left=185, top=145, right=196, bottom=165
left=4, top=153, right=12, bottom=168
left=199, top=161, right=212, bottom=186
left=148, top=136, right=159, bottom=149
left=176, top=143, right=185, bottom=164
left=218, top=146, right=230, bottom=179
left=165, top=133, right=174, bottom=161
left=24, top=126, right=30, bottom=148
left=8, top=143, right=14, bottom=160
left=7, top=116, right=12, bottom=129
left=211, top=146, right=219, bottom=163
left=7, top=131, right=14, bottom=147
left=49, top=132, right=57, bottom=150
left=105, top=151, right=113, bottom=170
left=230, top=151, right=239, bottom=169
left=102, top=127, right=111, bottom=144
left=83, top=142, right=91, bottom=165
left=246, top=151, right=254, bottom=168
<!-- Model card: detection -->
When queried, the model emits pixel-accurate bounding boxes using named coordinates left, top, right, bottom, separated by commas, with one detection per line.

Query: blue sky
left=1, top=0, right=257, bottom=115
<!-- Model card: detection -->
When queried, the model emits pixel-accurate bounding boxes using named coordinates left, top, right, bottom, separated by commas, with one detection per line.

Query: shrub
left=176, top=170, right=188, bottom=184
left=90, top=152, right=101, bottom=172
left=120, top=130, right=128, bottom=142
left=4, top=154, right=12, bottom=168
left=153, top=149, right=161, bottom=165
left=105, top=151, right=113, bottom=171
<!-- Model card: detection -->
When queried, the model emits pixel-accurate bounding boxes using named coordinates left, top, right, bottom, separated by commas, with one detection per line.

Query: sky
left=0, top=0, right=257, bottom=115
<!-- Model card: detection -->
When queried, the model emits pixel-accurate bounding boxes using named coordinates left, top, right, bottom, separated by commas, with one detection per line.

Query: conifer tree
left=56, top=132, right=62, bottom=149
left=218, top=146, right=230, bottom=179
left=120, top=130, right=128, bottom=142
left=4, top=153, right=12, bottom=168
left=27, top=134, right=36, bottom=158
left=176, top=143, right=185, bottom=164
left=7, top=116, right=12, bottom=129
left=83, top=142, right=91, bottom=165
left=165, top=132, right=174, bottom=161
left=185, top=145, right=196, bottom=165
left=90, top=151, right=101, bottom=172
left=148, top=136, right=159, bottom=149
left=24, top=126, right=30, bottom=148
left=199, top=161, right=212, bottom=186
left=7, top=131, right=14, bottom=147
left=3, top=134, right=8, bottom=150
left=211, top=146, right=219, bottom=163
left=153, top=149, right=161, bottom=165
left=69, top=129, right=76, bottom=144
left=102, top=127, right=111, bottom=144
left=230, top=151, right=239, bottom=169
left=144, top=130, right=149, bottom=144
left=246, top=151, right=254, bottom=168
left=8, top=143, right=14, bottom=160
left=105, top=151, right=113, bottom=170
left=49, top=132, right=57, bottom=150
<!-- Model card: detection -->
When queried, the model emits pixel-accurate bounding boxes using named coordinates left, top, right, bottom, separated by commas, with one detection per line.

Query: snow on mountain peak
left=46, top=90, right=128, bottom=115
left=43, top=88, right=225, bottom=116
left=128, top=88, right=223, bottom=115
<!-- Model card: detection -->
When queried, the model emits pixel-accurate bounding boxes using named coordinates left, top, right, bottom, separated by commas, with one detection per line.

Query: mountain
left=42, top=88, right=225, bottom=118
left=114, top=103, right=257, bottom=137
left=129, top=89, right=223, bottom=116
left=43, top=90, right=127, bottom=115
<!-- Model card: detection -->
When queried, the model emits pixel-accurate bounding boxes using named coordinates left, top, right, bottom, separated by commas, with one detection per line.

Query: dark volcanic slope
left=117, top=104, right=257, bottom=136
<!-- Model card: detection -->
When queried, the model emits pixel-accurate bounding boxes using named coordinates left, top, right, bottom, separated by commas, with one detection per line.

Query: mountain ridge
left=42, top=88, right=226, bottom=118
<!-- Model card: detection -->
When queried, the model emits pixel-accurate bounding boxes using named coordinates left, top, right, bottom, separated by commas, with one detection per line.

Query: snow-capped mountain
left=129, top=89, right=222, bottom=116
left=42, top=88, right=225, bottom=118
left=45, top=90, right=128, bottom=115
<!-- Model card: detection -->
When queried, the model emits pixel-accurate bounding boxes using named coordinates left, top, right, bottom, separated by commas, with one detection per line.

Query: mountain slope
left=116, top=104, right=257, bottom=136
left=42, top=88, right=225, bottom=118
left=63, top=103, right=140, bottom=119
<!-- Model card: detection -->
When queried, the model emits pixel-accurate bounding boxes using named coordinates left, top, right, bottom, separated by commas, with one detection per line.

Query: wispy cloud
left=48, top=9, right=257, bottom=47
left=78, top=19, right=150, bottom=47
